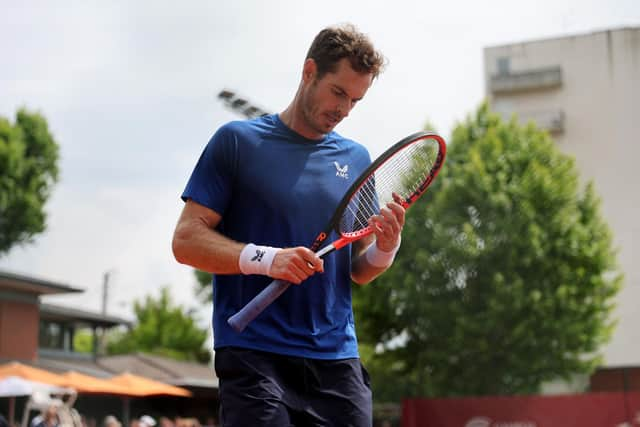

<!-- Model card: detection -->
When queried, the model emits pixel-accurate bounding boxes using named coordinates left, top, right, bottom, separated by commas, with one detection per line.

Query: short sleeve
left=181, top=124, right=238, bottom=215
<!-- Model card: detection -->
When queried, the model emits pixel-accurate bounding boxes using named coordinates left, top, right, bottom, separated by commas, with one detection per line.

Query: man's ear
left=302, top=58, right=317, bottom=83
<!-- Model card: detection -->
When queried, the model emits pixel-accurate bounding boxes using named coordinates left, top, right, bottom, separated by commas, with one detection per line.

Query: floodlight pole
left=217, top=89, right=271, bottom=119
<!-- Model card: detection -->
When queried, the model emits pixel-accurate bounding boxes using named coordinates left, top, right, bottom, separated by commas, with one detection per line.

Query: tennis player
left=173, top=23, right=404, bottom=426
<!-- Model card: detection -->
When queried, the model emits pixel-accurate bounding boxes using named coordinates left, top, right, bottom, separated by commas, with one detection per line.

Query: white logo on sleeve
left=333, top=161, right=349, bottom=179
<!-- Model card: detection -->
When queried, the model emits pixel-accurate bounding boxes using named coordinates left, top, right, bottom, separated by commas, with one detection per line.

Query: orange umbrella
left=0, top=364, right=74, bottom=426
left=108, top=373, right=192, bottom=397
left=108, top=373, right=192, bottom=425
left=60, top=371, right=140, bottom=396
left=0, top=362, right=67, bottom=386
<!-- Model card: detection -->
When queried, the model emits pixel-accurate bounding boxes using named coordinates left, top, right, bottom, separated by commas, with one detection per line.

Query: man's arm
left=172, top=199, right=243, bottom=274
left=350, top=201, right=405, bottom=285
left=172, top=199, right=323, bottom=284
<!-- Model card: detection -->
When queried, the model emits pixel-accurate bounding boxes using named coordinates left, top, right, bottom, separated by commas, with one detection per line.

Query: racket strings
left=339, top=139, right=440, bottom=235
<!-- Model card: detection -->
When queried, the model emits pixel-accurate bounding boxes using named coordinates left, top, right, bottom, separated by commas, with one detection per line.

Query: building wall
left=0, top=298, right=39, bottom=360
left=590, top=367, right=640, bottom=392
left=484, top=27, right=640, bottom=367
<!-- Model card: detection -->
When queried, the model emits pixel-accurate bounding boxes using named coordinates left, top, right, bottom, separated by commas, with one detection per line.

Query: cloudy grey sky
left=2, top=1, right=639, bottom=328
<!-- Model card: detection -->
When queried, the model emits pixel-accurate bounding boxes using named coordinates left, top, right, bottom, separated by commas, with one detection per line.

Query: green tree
left=194, top=269, right=213, bottom=303
left=0, top=108, right=60, bottom=254
left=354, top=103, right=621, bottom=399
left=73, top=329, right=95, bottom=353
left=107, top=287, right=211, bottom=363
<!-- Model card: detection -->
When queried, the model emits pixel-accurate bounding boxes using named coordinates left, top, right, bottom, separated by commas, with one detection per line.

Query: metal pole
left=102, top=271, right=111, bottom=315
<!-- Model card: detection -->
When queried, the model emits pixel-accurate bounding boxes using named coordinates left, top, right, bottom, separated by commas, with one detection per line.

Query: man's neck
left=279, top=102, right=324, bottom=141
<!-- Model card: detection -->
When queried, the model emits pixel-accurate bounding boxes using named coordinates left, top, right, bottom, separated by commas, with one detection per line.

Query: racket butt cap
left=227, top=315, right=247, bottom=333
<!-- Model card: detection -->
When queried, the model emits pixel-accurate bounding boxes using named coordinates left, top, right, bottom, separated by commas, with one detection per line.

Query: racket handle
left=227, top=279, right=291, bottom=332
left=228, top=243, right=337, bottom=333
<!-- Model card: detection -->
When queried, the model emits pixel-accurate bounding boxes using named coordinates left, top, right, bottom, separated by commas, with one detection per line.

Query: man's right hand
left=269, top=247, right=324, bottom=284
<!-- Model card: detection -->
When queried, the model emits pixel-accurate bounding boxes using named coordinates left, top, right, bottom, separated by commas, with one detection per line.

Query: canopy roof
left=0, top=362, right=68, bottom=386
left=0, top=362, right=191, bottom=397
left=109, top=373, right=192, bottom=397
left=60, top=371, right=137, bottom=396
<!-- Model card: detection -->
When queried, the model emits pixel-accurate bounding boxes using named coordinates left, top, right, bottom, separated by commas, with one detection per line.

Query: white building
left=483, top=27, right=640, bottom=368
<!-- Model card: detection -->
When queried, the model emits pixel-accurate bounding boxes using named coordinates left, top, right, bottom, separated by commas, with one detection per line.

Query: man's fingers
left=392, top=192, right=405, bottom=206
left=300, top=248, right=324, bottom=272
left=372, top=210, right=401, bottom=235
left=368, top=202, right=405, bottom=252
left=383, top=202, right=406, bottom=226
left=288, top=264, right=309, bottom=285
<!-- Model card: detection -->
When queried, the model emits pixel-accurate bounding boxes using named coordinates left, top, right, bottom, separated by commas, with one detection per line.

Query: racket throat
left=316, top=244, right=337, bottom=258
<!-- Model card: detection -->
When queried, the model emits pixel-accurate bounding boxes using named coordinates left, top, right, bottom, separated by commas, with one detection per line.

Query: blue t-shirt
left=181, top=114, right=371, bottom=359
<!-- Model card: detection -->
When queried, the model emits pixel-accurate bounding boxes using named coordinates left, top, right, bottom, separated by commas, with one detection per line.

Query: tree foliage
left=354, top=103, right=621, bottom=399
left=0, top=108, right=59, bottom=255
left=194, top=269, right=213, bottom=303
left=107, top=287, right=211, bottom=363
left=73, top=329, right=95, bottom=353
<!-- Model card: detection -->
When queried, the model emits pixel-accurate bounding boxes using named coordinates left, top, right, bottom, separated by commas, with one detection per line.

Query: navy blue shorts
left=214, top=347, right=372, bottom=427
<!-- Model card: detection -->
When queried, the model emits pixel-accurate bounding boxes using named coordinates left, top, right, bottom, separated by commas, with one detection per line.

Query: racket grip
left=227, top=279, right=291, bottom=333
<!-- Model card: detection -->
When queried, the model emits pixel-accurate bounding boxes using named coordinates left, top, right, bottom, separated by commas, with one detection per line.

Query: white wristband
left=238, top=243, right=280, bottom=276
left=365, top=238, right=401, bottom=268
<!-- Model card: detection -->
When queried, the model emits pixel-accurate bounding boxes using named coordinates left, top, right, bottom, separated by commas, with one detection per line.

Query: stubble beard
left=301, top=81, right=333, bottom=136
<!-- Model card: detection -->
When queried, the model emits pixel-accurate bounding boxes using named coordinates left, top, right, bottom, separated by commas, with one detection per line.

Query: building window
left=497, top=57, right=510, bottom=75
left=39, top=320, right=73, bottom=351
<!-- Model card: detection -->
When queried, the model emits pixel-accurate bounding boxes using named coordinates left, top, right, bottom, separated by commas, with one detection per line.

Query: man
left=34, top=406, right=58, bottom=427
left=103, top=415, right=122, bottom=427
left=173, top=24, right=403, bottom=426
left=138, top=416, right=156, bottom=427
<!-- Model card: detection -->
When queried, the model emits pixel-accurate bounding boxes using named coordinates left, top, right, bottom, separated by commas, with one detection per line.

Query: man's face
left=300, top=58, right=373, bottom=138
left=45, top=407, right=57, bottom=421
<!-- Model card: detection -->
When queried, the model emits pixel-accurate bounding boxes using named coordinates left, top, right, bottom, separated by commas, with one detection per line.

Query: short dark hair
left=306, top=24, right=386, bottom=80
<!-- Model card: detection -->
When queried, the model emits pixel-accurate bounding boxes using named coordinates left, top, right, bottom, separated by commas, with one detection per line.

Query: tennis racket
left=228, top=131, right=447, bottom=332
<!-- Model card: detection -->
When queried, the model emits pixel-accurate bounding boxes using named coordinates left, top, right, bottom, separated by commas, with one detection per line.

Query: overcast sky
left=2, top=0, right=639, bottom=327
